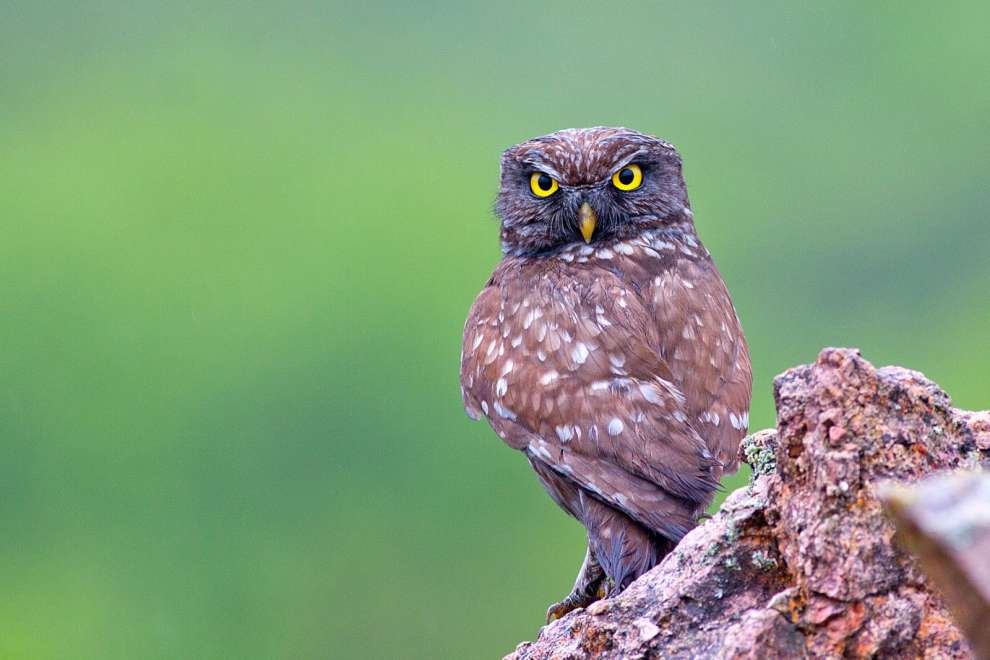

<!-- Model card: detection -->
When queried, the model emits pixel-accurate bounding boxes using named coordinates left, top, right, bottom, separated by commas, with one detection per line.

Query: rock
left=507, top=348, right=989, bottom=659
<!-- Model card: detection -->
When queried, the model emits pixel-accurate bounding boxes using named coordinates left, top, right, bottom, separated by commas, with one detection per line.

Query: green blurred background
left=2, top=2, right=988, bottom=658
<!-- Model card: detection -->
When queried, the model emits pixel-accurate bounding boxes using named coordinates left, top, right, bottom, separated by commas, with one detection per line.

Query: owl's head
left=496, top=127, right=692, bottom=255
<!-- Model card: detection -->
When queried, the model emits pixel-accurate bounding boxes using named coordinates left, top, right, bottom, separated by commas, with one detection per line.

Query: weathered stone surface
left=507, top=348, right=989, bottom=659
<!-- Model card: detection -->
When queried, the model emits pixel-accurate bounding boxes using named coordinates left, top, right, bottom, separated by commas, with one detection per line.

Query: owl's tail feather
left=580, top=490, right=675, bottom=592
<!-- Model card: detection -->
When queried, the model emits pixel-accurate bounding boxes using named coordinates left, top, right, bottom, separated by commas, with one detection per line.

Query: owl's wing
left=460, top=265, right=719, bottom=541
left=645, top=258, right=753, bottom=472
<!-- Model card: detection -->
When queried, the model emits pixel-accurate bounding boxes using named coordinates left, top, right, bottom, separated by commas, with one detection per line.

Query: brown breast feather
left=460, top=232, right=752, bottom=539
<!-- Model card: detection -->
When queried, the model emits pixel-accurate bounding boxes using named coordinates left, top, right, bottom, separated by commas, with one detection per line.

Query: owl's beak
left=578, top=202, right=597, bottom=243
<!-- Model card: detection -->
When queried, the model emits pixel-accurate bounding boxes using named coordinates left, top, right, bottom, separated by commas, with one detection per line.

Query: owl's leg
left=545, top=545, right=606, bottom=623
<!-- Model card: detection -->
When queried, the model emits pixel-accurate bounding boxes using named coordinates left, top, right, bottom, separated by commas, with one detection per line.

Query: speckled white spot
left=500, top=359, right=514, bottom=376
left=659, top=379, right=686, bottom=405
left=614, top=242, right=635, bottom=255
left=595, top=248, right=613, bottom=260
left=608, top=418, right=624, bottom=436
left=673, top=410, right=687, bottom=423
left=493, top=401, right=517, bottom=420
left=682, top=324, right=695, bottom=340
left=495, top=378, right=508, bottom=396
left=555, top=425, right=574, bottom=442
left=471, top=334, right=483, bottom=351
left=572, top=342, right=589, bottom=364
left=480, top=400, right=489, bottom=415
left=639, top=383, right=662, bottom=404
left=539, top=370, right=559, bottom=385
left=511, top=335, right=522, bottom=348
left=530, top=440, right=552, bottom=461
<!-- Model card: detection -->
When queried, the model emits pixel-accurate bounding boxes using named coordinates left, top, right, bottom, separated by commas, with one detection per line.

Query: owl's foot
left=545, top=594, right=587, bottom=623
left=545, top=580, right=610, bottom=623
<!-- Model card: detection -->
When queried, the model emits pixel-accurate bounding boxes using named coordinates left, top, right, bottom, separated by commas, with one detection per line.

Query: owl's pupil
left=618, top=168, right=635, bottom=185
left=536, top=174, right=553, bottom=191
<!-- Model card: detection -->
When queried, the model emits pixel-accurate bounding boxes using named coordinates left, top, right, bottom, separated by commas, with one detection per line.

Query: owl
left=459, top=127, right=752, bottom=622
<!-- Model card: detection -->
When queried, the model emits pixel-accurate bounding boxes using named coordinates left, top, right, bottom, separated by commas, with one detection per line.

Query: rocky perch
left=508, top=348, right=990, bottom=659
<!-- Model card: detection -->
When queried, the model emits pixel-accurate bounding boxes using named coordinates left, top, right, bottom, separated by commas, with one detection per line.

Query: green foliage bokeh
left=2, top=2, right=988, bottom=658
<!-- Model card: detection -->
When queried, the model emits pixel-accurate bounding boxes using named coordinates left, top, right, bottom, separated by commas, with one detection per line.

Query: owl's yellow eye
left=611, top=164, right=643, bottom=191
left=530, top=172, right=559, bottom=197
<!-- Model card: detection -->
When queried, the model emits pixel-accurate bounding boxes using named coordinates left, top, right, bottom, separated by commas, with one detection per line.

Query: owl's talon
left=545, top=597, right=581, bottom=624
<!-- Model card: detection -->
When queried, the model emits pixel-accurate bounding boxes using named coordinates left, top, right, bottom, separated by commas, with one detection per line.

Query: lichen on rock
left=740, top=430, right=777, bottom=479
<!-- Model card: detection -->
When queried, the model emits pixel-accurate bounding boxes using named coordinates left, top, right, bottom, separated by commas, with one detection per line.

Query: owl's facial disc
left=497, top=127, right=692, bottom=255
left=578, top=202, right=597, bottom=243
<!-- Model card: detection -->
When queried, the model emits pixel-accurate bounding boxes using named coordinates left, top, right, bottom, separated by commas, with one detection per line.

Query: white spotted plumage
left=460, top=127, right=752, bottom=617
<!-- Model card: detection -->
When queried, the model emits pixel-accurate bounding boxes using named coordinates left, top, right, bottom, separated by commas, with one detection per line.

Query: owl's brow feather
left=607, top=148, right=651, bottom=175
left=519, top=157, right=563, bottom=181
left=520, top=146, right=652, bottom=186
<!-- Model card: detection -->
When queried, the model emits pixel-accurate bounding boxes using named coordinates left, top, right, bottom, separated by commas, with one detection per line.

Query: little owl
left=459, top=127, right=752, bottom=621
